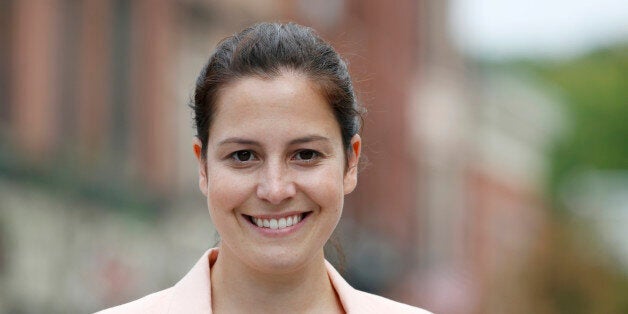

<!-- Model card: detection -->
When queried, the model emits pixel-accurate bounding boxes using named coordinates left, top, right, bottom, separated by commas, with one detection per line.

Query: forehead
left=209, top=73, right=341, bottom=141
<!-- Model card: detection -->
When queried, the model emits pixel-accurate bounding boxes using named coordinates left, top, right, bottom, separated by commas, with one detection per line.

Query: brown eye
left=295, top=150, right=318, bottom=161
left=232, top=150, right=254, bottom=162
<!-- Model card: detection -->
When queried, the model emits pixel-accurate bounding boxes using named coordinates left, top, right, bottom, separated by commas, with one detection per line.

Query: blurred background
left=1, top=0, right=627, bottom=313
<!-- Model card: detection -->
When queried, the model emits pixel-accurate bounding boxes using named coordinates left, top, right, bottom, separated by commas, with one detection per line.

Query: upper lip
left=245, top=211, right=308, bottom=220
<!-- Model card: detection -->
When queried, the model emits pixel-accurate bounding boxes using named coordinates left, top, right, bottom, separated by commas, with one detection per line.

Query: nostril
left=256, top=180, right=296, bottom=205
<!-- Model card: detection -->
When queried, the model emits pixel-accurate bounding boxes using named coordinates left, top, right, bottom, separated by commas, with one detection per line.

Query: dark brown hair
left=191, top=22, right=363, bottom=161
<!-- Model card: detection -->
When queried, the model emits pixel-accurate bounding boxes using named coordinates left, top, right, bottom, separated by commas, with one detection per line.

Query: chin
left=244, top=244, right=321, bottom=274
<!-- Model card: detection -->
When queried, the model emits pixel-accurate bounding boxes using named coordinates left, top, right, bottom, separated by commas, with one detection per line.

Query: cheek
left=206, top=169, right=254, bottom=215
left=298, top=166, right=345, bottom=212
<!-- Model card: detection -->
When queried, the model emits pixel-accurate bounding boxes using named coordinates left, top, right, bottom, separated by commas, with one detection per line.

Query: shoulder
left=325, top=260, right=432, bottom=313
left=95, top=249, right=215, bottom=314
left=95, top=287, right=173, bottom=314
left=352, top=289, right=433, bottom=314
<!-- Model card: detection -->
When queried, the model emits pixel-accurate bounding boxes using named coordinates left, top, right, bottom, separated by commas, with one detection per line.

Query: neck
left=210, top=245, right=343, bottom=314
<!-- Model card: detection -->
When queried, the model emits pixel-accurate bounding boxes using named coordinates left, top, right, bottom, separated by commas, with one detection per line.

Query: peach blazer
left=97, top=248, right=432, bottom=314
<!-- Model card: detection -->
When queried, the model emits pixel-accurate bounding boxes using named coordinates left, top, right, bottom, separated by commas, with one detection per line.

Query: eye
left=231, top=150, right=255, bottom=162
left=293, top=149, right=319, bottom=162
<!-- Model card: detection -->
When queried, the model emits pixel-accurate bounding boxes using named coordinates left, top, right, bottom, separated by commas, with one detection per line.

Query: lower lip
left=244, top=213, right=310, bottom=237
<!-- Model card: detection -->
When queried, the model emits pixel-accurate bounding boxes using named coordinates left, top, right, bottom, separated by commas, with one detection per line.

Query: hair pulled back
left=192, top=22, right=363, bottom=160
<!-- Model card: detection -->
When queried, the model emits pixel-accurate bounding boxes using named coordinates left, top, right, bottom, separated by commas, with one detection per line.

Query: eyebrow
left=218, top=138, right=259, bottom=146
left=217, top=135, right=331, bottom=146
left=288, top=135, right=331, bottom=145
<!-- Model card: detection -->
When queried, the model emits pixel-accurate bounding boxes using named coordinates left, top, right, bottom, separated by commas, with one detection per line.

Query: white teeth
left=253, top=214, right=305, bottom=229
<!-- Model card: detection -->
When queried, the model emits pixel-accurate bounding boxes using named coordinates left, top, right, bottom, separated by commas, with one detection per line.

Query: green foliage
left=494, top=43, right=628, bottom=314
left=530, top=45, right=628, bottom=197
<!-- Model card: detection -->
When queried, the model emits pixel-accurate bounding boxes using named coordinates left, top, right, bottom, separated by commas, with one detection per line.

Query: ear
left=343, top=134, right=361, bottom=195
left=192, top=137, right=209, bottom=197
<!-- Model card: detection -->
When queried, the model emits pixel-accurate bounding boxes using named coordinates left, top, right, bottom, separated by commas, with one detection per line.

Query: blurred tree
left=533, top=44, right=628, bottom=198
left=522, top=43, right=628, bottom=314
left=487, top=43, right=628, bottom=313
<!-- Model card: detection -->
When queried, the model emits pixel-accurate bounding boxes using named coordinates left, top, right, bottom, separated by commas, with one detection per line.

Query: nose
left=256, top=160, right=296, bottom=205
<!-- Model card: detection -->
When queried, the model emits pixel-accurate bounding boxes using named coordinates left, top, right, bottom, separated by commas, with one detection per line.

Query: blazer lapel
left=325, top=260, right=368, bottom=313
left=167, top=249, right=216, bottom=314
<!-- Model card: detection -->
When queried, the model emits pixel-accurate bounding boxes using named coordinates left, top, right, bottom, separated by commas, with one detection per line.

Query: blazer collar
left=167, top=249, right=215, bottom=313
left=167, top=248, right=362, bottom=314
left=325, top=259, right=373, bottom=313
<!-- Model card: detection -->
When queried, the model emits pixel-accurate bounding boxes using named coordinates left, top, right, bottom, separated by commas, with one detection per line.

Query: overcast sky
left=449, top=0, right=628, bottom=59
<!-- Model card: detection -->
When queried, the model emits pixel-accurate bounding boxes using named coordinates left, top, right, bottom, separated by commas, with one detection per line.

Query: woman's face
left=193, top=72, right=360, bottom=273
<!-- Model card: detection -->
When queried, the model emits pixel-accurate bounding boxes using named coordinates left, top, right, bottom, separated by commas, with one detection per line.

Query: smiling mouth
left=245, top=212, right=311, bottom=230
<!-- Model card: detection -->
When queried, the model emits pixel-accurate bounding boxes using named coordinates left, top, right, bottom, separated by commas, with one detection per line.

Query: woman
left=99, top=22, right=431, bottom=314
